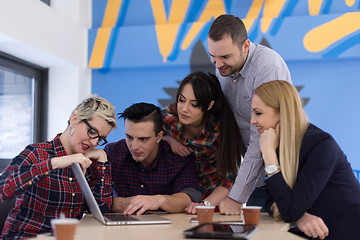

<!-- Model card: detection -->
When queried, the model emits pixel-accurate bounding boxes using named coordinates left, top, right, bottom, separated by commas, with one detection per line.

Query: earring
left=69, top=126, right=74, bottom=136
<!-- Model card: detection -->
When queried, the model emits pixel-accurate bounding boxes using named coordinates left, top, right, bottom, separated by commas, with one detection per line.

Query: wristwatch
left=202, top=200, right=211, bottom=206
left=265, top=164, right=280, bottom=175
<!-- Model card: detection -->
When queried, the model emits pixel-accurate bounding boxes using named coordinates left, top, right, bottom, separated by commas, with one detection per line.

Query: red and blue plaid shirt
left=104, top=139, right=201, bottom=202
left=0, top=134, right=112, bottom=240
left=161, top=104, right=234, bottom=197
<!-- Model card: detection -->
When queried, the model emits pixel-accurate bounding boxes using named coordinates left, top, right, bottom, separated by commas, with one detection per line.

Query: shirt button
left=72, top=193, right=76, bottom=197
left=69, top=177, right=73, bottom=181
left=101, top=178, right=104, bottom=182
left=44, top=171, right=49, bottom=175
left=102, top=166, right=106, bottom=170
left=70, top=209, right=74, bottom=213
left=27, top=181, right=33, bottom=185
left=140, top=185, right=144, bottom=188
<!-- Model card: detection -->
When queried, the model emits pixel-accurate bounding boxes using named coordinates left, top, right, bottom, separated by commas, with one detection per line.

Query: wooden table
left=35, top=213, right=303, bottom=240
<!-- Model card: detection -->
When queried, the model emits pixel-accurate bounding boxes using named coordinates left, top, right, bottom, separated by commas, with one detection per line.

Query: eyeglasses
left=81, top=119, right=108, bottom=146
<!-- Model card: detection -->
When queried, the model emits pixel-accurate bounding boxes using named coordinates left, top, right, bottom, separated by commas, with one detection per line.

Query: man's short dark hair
left=118, top=102, right=163, bottom=135
left=208, top=14, right=248, bottom=47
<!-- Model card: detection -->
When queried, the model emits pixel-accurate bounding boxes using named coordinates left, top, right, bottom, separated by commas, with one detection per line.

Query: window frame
left=0, top=52, right=48, bottom=170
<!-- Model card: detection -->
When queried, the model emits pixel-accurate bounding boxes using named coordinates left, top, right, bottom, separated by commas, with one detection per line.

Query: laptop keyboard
left=104, top=214, right=138, bottom=221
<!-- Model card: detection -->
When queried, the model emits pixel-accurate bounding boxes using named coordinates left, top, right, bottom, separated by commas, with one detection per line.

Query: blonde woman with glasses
left=0, top=97, right=117, bottom=240
left=251, top=80, right=360, bottom=240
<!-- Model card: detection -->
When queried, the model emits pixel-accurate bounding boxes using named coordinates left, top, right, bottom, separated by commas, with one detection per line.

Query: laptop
left=71, top=162, right=171, bottom=225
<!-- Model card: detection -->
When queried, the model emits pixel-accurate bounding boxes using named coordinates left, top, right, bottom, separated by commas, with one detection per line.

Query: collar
left=54, top=133, right=68, bottom=156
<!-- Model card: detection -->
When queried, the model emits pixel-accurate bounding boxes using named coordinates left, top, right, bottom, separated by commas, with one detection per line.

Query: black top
left=265, top=124, right=360, bottom=240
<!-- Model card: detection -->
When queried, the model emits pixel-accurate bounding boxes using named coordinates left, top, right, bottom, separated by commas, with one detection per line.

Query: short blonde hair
left=255, top=80, right=308, bottom=220
left=72, top=96, right=117, bottom=128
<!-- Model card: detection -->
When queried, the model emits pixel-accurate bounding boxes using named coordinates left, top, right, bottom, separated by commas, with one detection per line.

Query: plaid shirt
left=0, top=134, right=112, bottom=240
left=161, top=104, right=234, bottom=197
left=104, top=139, right=201, bottom=202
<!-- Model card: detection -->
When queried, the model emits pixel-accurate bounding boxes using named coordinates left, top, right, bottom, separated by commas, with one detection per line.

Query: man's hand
left=112, top=197, right=133, bottom=212
left=185, top=202, right=204, bottom=215
left=123, top=195, right=165, bottom=215
left=296, top=213, right=329, bottom=240
left=219, top=197, right=242, bottom=215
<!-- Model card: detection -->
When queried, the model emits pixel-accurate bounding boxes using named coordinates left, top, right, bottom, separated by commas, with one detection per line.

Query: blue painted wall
left=90, top=0, right=360, bottom=170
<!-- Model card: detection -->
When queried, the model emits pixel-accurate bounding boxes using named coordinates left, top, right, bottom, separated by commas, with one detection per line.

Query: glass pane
left=0, top=67, right=34, bottom=159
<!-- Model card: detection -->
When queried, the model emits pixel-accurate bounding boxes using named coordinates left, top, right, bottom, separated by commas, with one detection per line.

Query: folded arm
left=162, top=135, right=193, bottom=157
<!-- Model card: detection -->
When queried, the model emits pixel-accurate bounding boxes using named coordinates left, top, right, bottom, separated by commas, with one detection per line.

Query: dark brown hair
left=208, top=14, right=248, bottom=47
left=176, top=71, right=243, bottom=179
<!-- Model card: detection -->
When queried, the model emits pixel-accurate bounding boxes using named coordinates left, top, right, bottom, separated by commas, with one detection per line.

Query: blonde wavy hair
left=254, top=80, right=309, bottom=220
left=72, top=96, right=117, bottom=128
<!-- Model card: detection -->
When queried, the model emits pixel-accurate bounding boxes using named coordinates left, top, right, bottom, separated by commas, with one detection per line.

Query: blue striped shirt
left=217, top=42, right=292, bottom=203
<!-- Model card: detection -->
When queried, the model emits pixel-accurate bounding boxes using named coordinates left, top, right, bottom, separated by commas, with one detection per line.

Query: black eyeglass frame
left=81, top=119, right=108, bottom=146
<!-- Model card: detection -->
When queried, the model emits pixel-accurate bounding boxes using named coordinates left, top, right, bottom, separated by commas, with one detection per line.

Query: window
left=0, top=52, right=48, bottom=170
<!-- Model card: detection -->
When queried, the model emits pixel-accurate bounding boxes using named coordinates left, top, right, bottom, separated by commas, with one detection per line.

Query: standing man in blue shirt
left=105, top=102, right=201, bottom=215
left=207, top=14, right=292, bottom=214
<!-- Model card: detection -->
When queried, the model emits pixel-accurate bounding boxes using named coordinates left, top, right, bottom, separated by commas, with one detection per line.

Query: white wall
left=0, top=0, right=91, bottom=139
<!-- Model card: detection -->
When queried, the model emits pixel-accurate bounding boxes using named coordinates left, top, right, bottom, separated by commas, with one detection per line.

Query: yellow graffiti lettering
left=89, top=0, right=122, bottom=68
left=181, top=0, right=226, bottom=50
left=243, top=0, right=288, bottom=33
left=261, top=0, right=287, bottom=32
left=345, top=0, right=356, bottom=7
left=303, top=12, right=360, bottom=52
left=150, top=0, right=191, bottom=62
left=308, top=0, right=323, bottom=16
left=243, top=0, right=262, bottom=31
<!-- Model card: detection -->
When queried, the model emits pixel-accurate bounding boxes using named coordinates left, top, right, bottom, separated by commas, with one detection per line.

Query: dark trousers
left=246, top=185, right=266, bottom=212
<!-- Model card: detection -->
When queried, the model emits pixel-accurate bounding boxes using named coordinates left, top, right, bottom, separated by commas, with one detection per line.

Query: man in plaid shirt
left=105, top=103, right=201, bottom=215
